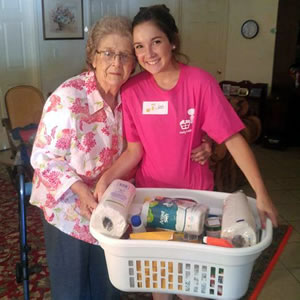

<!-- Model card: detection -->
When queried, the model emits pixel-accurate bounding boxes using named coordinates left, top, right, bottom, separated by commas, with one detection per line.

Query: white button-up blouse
left=30, top=71, right=124, bottom=244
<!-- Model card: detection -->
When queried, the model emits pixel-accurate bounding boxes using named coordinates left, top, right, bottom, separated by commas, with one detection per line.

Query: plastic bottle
left=131, top=215, right=146, bottom=233
left=203, top=236, right=233, bottom=248
left=90, top=179, right=136, bottom=238
left=221, top=191, right=257, bottom=247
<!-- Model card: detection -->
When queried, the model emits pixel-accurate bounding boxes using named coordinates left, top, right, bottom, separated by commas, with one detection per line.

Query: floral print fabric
left=30, top=71, right=124, bottom=244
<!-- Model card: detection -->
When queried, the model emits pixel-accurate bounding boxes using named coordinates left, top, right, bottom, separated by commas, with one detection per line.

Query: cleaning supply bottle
left=203, top=236, right=233, bottom=248
left=131, top=215, right=146, bottom=233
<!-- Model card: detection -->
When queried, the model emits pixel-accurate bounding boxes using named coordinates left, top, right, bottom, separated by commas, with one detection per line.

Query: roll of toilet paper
left=141, top=197, right=208, bottom=235
left=90, top=179, right=136, bottom=238
left=221, top=191, right=257, bottom=247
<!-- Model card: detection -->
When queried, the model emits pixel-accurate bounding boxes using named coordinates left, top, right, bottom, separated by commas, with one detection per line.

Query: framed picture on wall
left=42, top=0, right=84, bottom=40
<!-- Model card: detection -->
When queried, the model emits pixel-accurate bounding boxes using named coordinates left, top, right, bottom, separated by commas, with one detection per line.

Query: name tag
left=142, top=101, right=168, bottom=115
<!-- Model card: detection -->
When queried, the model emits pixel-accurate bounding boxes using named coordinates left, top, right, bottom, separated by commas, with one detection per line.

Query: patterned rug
left=0, top=165, right=291, bottom=300
left=0, top=169, right=50, bottom=300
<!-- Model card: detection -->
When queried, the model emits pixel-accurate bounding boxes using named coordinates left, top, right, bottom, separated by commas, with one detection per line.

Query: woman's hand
left=93, top=177, right=110, bottom=204
left=225, top=133, right=278, bottom=227
left=71, top=181, right=98, bottom=220
left=94, top=142, right=143, bottom=202
left=191, top=136, right=212, bottom=165
left=256, top=192, right=278, bottom=228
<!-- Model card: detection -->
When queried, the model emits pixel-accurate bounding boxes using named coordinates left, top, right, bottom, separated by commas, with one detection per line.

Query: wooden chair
left=2, top=85, right=44, bottom=158
left=210, top=80, right=268, bottom=192
left=219, top=80, right=268, bottom=118
left=2, top=85, right=44, bottom=182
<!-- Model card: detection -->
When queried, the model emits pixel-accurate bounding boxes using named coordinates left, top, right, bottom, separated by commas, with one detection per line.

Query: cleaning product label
left=205, top=215, right=222, bottom=238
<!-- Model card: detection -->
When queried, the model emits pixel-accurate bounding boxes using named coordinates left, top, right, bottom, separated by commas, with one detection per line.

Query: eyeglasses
left=96, top=50, right=134, bottom=64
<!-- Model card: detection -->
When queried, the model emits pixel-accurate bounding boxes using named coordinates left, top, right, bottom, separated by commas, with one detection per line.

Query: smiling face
left=92, top=33, right=135, bottom=92
left=133, top=21, right=175, bottom=75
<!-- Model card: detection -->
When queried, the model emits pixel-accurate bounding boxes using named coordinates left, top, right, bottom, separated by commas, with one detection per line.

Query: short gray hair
left=85, top=16, right=133, bottom=70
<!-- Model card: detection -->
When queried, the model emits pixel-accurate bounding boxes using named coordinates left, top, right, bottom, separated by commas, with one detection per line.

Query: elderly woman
left=29, top=16, right=135, bottom=300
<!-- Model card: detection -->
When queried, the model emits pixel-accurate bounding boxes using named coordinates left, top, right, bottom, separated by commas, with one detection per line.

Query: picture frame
left=249, top=87, right=263, bottom=98
left=42, top=0, right=84, bottom=40
left=230, top=85, right=240, bottom=96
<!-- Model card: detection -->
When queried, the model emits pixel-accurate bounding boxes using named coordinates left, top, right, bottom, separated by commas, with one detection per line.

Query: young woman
left=94, top=7, right=278, bottom=298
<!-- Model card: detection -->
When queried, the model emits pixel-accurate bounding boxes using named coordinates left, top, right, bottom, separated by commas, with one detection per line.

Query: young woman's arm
left=225, top=133, right=278, bottom=228
left=93, top=141, right=144, bottom=202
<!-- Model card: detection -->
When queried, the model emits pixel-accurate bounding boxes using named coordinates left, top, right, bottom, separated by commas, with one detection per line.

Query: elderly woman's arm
left=225, top=133, right=278, bottom=227
left=31, top=94, right=96, bottom=216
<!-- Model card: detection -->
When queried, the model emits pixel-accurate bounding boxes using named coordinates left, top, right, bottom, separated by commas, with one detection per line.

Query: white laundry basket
left=90, top=188, right=272, bottom=300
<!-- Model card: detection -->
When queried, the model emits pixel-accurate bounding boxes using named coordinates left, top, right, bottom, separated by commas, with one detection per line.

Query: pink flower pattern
left=45, top=193, right=59, bottom=208
left=71, top=220, right=97, bottom=244
left=47, top=94, right=61, bottom=112
left=101, top=125, right=110, bottom=136
left=82, top=132, right=96, bottom=153
left=55, top=129, right=75, bottom=150
left=61, top=78, right=85, bottom=90
left=41, top=169, right=62, bottom=189
left=70, top=98, right=89, bottom=115
left=99, top=147, right=114, bottom=169
left=34, top=121, right=52, bottom=148
left=85, top=73, right=97, bottom=94
left=51, top=126, right=57, bottom=139
left=29, top=71, right=124, bottom=245
left=79, top=109, right=107, bottom=131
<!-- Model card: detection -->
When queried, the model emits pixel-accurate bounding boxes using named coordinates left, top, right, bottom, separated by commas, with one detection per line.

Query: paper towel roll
left=141, top=197, right=208, bottom=235
left=221, top=191, right=257, bottom=247
left=90, top=179, right=136, bottom=238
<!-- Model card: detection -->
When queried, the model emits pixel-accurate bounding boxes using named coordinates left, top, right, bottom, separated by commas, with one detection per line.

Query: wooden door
left=0, top=0, right=39, bottom=150
left=127, top=0, right=180, bottom=23
left=272, top=0, right=300, bottom=90
left=90, top=0, right=128, bottom=24
left=181, top=0, right=229, bottom=81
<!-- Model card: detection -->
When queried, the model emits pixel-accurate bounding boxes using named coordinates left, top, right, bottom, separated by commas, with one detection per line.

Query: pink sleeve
left=200, top=78, right=245, bottom=144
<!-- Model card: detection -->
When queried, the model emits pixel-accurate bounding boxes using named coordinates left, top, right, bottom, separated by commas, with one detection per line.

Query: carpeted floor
left=0, top=169, right=50, bottom=300
left=0, top=165, right=290, bottom=300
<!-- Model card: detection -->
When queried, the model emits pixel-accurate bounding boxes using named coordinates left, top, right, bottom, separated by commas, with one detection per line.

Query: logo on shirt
left=179, top=108, right=195, bottom=134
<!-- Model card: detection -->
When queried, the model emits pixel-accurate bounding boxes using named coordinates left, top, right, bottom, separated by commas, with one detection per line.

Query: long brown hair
left=132, top=5, right=189, bottom=64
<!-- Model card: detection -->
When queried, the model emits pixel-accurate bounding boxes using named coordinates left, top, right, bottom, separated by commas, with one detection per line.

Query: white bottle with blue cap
left=131, top=215, right=146, bottom=233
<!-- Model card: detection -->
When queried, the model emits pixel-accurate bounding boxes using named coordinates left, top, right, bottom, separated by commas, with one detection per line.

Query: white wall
left=90, top=0, right=279, bottom=89
left=2, top=0, right=280, bottom=100
left=35, top=0, right=91, bottom=99
left=225, top=0, right=279, bottom=90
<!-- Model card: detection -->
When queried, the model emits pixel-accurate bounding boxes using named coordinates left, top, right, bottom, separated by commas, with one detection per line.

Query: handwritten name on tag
left=142, top=101, right=168, bottom=115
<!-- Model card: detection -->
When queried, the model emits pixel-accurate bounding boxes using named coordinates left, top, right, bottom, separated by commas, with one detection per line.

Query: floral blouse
left=30, top=71, right=124, bottom=244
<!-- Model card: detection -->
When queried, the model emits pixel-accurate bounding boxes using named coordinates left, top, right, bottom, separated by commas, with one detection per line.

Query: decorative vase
left=57, top=22, right=64, bottom=31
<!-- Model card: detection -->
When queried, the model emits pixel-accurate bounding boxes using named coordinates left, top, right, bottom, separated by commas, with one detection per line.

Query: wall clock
left=241, top=20, right=259, bottom=39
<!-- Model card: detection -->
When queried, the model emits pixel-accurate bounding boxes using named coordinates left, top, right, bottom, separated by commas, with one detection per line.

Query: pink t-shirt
left=121, top=64, right=244, bottom=190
